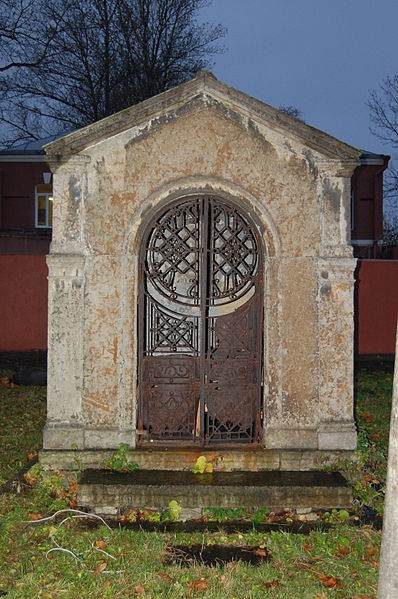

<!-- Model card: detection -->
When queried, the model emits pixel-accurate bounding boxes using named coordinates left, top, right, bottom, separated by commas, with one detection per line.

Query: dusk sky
left=201, top=0, right=398, bottom=160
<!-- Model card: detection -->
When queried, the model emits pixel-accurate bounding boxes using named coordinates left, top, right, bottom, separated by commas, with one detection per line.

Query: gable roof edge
left=44, top=71, right=361, bottom=165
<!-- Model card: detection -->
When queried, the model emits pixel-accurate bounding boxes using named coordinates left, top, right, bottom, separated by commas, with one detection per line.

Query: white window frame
left=35, top=185, right=53, bottom=228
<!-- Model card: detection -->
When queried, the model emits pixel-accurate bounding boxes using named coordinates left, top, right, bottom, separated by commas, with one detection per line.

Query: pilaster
left=44, top=254, right=86, bottom=449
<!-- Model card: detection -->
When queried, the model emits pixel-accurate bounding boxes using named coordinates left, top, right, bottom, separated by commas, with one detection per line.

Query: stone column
left=316, top=164, right=358, bottom=450
left=317, top=258, right=357, bottom=450
left=43, top=254, right=86, bottom=449
left=43, top=155, right=89, bottom=450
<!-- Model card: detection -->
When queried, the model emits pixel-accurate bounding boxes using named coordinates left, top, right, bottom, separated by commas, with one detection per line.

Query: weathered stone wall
left=43, top=78, right=358, bottom=454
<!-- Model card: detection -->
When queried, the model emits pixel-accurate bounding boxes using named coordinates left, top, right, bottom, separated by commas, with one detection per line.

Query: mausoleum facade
left=42, top=72, right=360, bottom=462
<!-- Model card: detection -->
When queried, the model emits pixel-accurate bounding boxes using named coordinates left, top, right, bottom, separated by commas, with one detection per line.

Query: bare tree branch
left=0, top=0, right=62, bottom=72
left=368, top=76, right=398, bottom=210
left=0, top=0, right=226, bottom=146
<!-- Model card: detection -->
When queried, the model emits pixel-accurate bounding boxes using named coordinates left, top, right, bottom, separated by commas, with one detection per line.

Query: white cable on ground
left=23, top=508, right=112, bottom=531
left=25, top=508, right=124, bottom=573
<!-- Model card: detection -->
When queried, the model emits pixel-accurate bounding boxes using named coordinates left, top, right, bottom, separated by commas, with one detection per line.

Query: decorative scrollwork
left=147, top=299, right=199, bottom=354
left=146, top=200, right=200, bottom=305
left=140, top=196, right=262, bottom=445
left=210, top=201, right=258, bottom=302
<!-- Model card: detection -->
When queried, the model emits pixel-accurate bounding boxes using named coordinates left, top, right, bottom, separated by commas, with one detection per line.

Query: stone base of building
left=43, top=424, right=136, bottom=451
left=264, top=421, right=357, bottom=451
left=43, top=419, right=357, bottom=458
left=39, top=445, right=356, bottom=473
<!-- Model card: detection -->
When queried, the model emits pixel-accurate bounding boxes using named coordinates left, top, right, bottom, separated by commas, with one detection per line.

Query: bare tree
left=368, top=76, right=398, bottom=211
left=381, top=214, right=398, bottom=257
left=278, top=104, right=305, bottom=122
left=116, top=0, right=225, bottom=103
left=0, top=0, right=225, bottom=145
left=0, top=0, right=59, bottom=72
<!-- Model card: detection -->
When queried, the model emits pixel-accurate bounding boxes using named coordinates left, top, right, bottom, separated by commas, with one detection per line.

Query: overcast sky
left=200, top=0, right=398, bottom=159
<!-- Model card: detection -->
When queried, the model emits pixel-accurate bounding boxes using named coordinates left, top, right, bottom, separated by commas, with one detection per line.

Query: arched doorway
left=137, top=195, right=263, bottom=445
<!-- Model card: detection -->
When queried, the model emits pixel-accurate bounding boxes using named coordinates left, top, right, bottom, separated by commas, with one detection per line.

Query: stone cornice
left=44, top=71, right=361, bottom=166
left=46, top=154, right=91, bottom=173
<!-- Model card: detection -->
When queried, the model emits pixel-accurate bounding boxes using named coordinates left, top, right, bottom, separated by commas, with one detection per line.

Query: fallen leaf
left=298, top=514, right=307, bottom=521
left=264, top=579, right=285, bottom=588
left=318, top=574, right=338, bottom=588
left=158, top=572, right=172, bottom=583
left=47, top=525, right=58, bottom=538
left=336, top=545, right=350, bottom=557
left=365, top=547, right=377, bottom=559
left=103, top=581, right=111, bottom=589
left=188, top=579, right=209, bottom=592
left=252, top=548, right=268, bottom=557
left=27, top=451, right=35, bottom=461
left=96, top=539, right=106, bottom=550
left=220, top=575, right=226, bottom=584
left=95, top=562, right=107, bottom=574
left=134, top=584, right=145, bottom=595
left=371, top=560, right=379, bottom=569
left=28, top=513, right=43, bottom=520
left=303, top=543, right=312, bottom=551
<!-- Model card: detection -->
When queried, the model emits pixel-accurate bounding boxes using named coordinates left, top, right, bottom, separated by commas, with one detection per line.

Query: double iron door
left=138, top=196, right=263, bottom=445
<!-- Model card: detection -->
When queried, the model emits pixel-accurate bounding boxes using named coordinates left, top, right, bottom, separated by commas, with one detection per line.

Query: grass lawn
left=0, top=375, right=46, bottom=486
left=0, top=366, right=394, bottom=598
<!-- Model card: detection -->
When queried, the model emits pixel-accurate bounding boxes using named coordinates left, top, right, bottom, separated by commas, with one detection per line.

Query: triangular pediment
left=44, top=71, right=360, bottom=164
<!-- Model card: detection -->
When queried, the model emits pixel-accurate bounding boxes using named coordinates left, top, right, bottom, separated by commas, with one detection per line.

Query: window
left=35, top=183, right=53, bottom=228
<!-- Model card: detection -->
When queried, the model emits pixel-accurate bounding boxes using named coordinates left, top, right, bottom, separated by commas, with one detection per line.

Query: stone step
left=40, top=447, right=356, bottom=472
left=78, top=469, right=352, bottom=516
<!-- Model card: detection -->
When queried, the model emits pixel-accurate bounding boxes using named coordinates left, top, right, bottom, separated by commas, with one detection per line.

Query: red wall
left=0, top=255, right=48, bottom=350
left=1, top=256, right=396, bottom=355
left=356, top=260, right=398, bottom=355
left=0, top=162, right=50, bottom=229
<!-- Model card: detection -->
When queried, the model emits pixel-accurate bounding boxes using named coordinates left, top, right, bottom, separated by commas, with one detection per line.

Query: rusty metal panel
left=138, top=196, right=263, bottom=445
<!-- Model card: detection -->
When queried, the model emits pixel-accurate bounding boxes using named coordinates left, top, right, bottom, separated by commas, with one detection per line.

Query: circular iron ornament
left=146, top=199, right=201, bottom=306
left=209, top=201, right=258, bottom=301
left=145, top=197, right=259, bottom=306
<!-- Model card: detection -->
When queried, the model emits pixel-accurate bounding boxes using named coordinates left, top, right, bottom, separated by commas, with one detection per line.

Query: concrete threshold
left=77, top=469, right=352, bottom=516
left=40, top=447, right=356, bottom=472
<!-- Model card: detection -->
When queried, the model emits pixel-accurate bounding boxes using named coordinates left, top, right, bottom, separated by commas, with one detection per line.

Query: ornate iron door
left=138, top=196, right=263, bottom=445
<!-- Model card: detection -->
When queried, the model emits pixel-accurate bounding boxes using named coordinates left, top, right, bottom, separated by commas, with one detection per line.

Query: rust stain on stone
left=83, top=394, right=112, bottom=414
left=113, top=337, right=118, bottom=365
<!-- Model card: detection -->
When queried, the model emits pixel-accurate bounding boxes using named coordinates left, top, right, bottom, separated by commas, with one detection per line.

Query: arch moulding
left=119, top=176, right=282, bottom=447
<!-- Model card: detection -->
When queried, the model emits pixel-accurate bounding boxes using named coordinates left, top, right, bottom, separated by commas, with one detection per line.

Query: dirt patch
left=165, top=543, right=270, bottom=566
